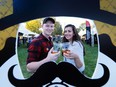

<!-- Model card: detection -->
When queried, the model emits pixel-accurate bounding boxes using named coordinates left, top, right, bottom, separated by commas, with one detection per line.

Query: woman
left=62, top=24, right=85, bottom=73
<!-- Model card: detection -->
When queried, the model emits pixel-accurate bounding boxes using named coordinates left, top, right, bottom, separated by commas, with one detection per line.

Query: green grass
left=18, top=43, right=98, bottom=78
left=84, top=43, right=98, bottom=77
left=17, top=44, right=32, bottom=78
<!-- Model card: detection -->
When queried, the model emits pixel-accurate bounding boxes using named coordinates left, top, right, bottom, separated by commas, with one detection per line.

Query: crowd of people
left=18, top=34, right=36, bottom=47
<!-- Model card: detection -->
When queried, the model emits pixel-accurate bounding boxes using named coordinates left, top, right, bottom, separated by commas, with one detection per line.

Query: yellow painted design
left=94, top=21, right=116, bottom=46
left=0, top=0, right=13, bottom=19
left=0, top=25, right=19, bottom=50
left=100, top=0, right=116, bottom=14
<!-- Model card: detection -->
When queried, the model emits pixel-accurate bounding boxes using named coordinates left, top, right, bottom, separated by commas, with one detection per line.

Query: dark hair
left=62, top=24, right=85, bottom=56
left=62, top=24, right=81, bottom=43
left=43, top=17, right=55, bottom=24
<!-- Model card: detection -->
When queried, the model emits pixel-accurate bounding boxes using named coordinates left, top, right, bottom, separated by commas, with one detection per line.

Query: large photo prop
left=0, top=0, right=116, bottom=87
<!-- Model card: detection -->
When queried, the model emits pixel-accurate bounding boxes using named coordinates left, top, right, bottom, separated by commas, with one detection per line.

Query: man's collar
left=41, top=33, right=52, bottom=41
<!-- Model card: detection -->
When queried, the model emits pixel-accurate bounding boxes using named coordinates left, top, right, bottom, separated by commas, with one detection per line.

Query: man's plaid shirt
left=27, top=33, right=53, bottom=64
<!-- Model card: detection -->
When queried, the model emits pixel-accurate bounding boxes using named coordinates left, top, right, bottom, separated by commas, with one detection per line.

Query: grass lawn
left=18, top=42, right=98, bottom=78
left=84, top=43, right=98, bottom=77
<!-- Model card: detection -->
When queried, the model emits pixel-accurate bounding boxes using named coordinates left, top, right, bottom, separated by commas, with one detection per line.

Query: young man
left=26, top=17, right=60, bottom=73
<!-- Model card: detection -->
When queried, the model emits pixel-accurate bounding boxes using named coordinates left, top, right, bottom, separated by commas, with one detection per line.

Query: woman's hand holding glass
left=63, top=52, right=78, bottom=59
left=62, top=42, right=71, bottom=56
left=62, top=42, right=78, bottom=59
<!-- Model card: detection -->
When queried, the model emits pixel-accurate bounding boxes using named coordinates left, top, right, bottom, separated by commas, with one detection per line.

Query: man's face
left=42, top=21, right=55, bottom=36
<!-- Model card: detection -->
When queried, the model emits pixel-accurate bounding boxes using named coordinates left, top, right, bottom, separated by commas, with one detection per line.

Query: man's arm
left=27, top=47, right=60, bottom=73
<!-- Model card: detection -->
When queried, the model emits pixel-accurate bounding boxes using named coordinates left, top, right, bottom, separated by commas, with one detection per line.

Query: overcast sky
left=55, top=16, right=92, bottom=28
left=18, top=16, right=97, bottom=36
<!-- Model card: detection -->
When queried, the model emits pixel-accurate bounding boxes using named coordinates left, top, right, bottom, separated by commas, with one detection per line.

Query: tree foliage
left=76, top=22, right=87, bottom=34
left=25, top=18, right=63, bottom=35
left=26, top=19, right=42, bottom=34
left=52, top=21, right=62, bottom=36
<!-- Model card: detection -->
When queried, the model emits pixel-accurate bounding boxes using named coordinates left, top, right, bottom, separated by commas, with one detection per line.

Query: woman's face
left=64, top=27, right=74, bottom=41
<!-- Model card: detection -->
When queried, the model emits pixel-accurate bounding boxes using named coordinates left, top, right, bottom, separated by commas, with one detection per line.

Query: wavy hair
left=62, top=24, right=85, bottom=55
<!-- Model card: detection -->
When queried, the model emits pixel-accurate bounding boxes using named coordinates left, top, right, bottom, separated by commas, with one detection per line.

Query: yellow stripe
left=100, top=0, right=116, bottom=14
left=0, top=25, right=19, bottom=50
left=0, top=0, right=13, bottom=19
left=94, top=20, right=116, bottom=46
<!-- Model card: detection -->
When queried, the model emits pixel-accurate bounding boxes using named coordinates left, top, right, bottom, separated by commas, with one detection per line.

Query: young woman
left=62, top=24, right=85, bottom=73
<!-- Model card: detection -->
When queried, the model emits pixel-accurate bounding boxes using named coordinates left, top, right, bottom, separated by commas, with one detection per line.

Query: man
left=26, top=17, right=60, bottom=73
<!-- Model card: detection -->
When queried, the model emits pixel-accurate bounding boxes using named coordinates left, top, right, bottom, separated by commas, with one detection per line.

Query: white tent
left=18, top=23, right=38, bottom=36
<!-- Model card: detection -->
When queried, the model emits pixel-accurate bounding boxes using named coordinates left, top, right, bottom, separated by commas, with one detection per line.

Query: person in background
left=26, top=17, right=60, bottom=73
left=62, top=24, right=85, bottom=73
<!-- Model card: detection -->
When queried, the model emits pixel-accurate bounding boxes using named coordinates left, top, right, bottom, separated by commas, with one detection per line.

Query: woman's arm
left=63, top=41, right=85, bottom=72
left=74, top=41, right=85, bottom=72
left=74, top=55, right=83, bottom=68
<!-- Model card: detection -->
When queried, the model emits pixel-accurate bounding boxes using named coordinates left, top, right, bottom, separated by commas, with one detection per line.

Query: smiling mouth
left=48, top=30, right=53, bottom=33
left=65, top=36, right=71, bottom=38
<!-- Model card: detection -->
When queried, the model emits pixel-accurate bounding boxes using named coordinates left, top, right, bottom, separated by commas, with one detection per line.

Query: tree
left=78, top=22, right=86, bottom=32
left=26, top=19, right=42, bottom=34
left=52, top=21, right=62, bottom=36
left=25, top=18, right=63, bottom=35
